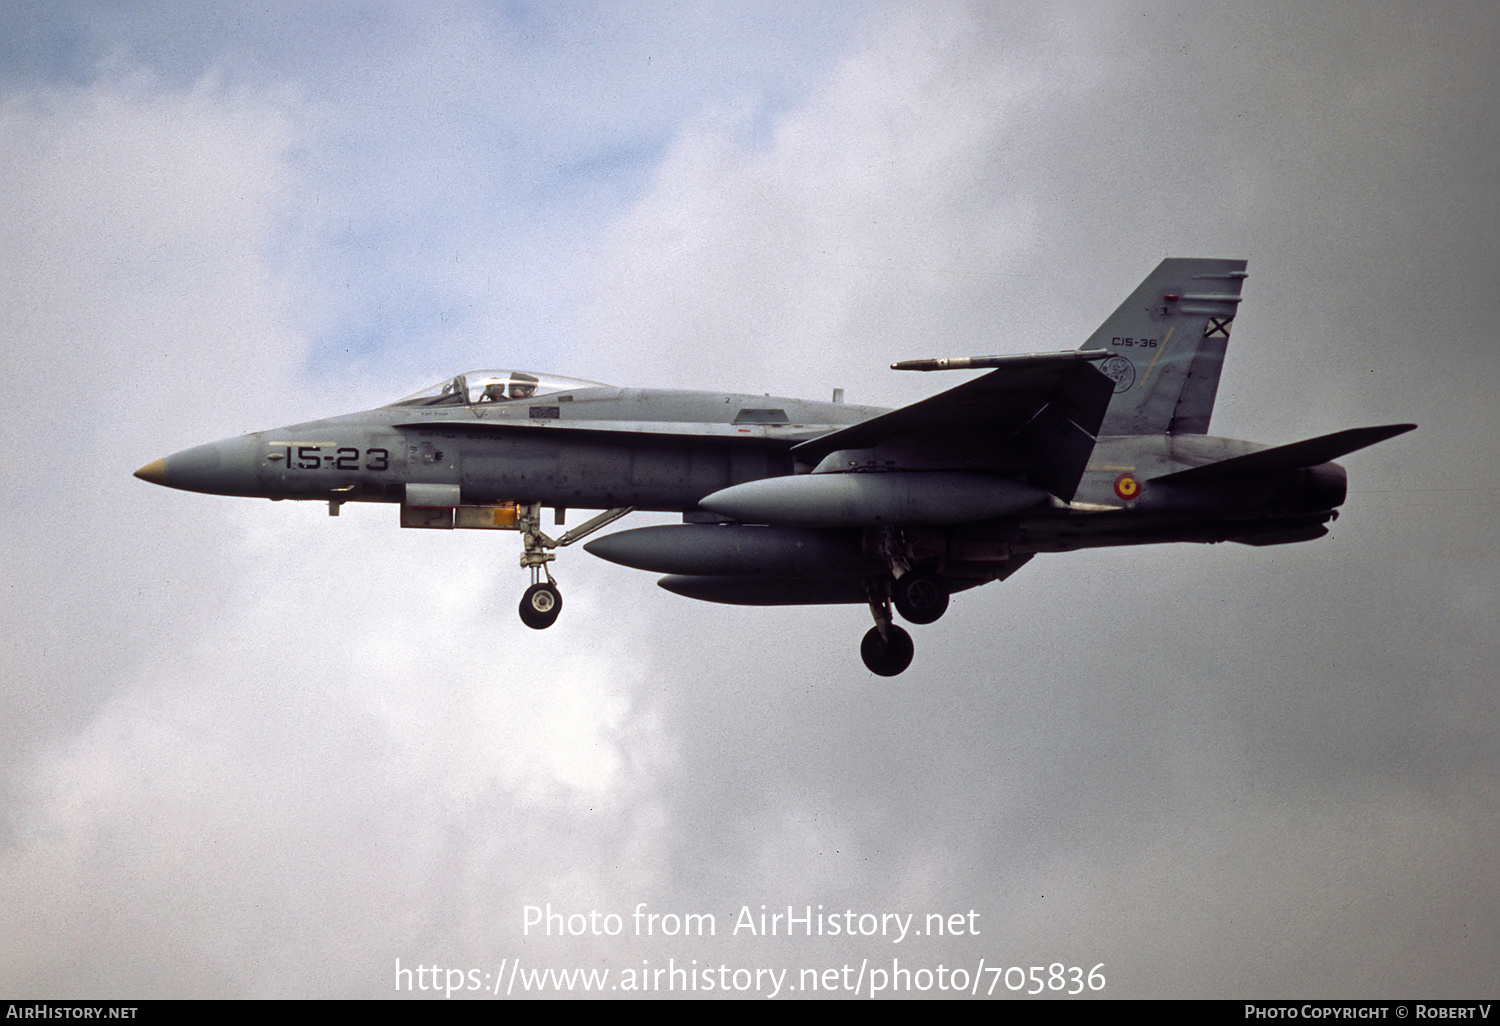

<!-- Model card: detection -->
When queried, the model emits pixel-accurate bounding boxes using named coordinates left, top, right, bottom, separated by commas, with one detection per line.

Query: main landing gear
left=860, top=572, right=950, bottom=676
left=514, top=503, right=633, bottom=630
left=859, top=527, right=951, bottom=676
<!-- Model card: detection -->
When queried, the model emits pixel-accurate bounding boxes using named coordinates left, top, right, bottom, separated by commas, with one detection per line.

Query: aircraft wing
left=791, top=350, right=1116, bottom=501
left=1150, top=423, right=1417, bottom=484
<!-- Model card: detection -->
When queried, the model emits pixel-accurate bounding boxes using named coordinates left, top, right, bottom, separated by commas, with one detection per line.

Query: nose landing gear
left=513, top=503, right=633, bottom=629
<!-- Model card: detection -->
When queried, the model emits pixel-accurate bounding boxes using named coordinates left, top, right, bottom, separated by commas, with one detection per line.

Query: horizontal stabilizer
left=1152, top=423, right=1416, bottom=485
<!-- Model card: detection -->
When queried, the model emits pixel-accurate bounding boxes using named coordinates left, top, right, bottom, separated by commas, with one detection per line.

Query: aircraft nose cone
left=135, top=435, right=263, bottom=496
left=134, top=458, right=167, bottom=485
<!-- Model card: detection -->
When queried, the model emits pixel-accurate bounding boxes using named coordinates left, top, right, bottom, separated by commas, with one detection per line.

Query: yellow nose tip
left=134, top=458, right=166, bottom=485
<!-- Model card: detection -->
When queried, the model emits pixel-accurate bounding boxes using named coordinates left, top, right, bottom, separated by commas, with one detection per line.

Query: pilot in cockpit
left=507, top=373, right=538, bottom=399
left=479, top=373, right=538, bottom=402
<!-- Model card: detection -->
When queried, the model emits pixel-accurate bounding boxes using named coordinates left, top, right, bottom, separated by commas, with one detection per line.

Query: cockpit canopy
left=389, top=370, right=607, bottom=407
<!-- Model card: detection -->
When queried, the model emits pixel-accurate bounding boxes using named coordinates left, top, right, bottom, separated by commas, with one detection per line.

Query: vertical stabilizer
left=1081, top=258, right=1247, bottom=435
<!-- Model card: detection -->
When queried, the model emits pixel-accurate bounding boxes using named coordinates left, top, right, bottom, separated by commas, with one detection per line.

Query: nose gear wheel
left=520, top=582, right=562, bottom=629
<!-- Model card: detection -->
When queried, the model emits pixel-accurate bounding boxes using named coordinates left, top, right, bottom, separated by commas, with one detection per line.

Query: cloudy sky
left=1, top=1, right=1495, bottom=999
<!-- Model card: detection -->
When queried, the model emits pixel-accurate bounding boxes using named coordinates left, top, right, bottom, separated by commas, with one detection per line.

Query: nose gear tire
left=519, top=583, right=562, bottom=629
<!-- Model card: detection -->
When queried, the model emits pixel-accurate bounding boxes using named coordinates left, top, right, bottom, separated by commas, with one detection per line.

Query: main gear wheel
left=892, top=572, right=949, bottom=625
left=861, top=624, right=914, bottom=676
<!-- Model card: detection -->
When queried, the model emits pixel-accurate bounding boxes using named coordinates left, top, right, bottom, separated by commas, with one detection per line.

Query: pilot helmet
left=508, top=372, right=539, bottom=399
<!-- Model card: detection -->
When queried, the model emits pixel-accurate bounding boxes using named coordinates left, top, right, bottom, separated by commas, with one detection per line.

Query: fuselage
left=139, top=385, right=881, bottom=511
left=138, top=379, right=1347, bottom=558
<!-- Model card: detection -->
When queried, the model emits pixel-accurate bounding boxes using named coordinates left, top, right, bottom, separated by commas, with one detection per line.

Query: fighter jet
left=136, top=258, right=1413, bottom=675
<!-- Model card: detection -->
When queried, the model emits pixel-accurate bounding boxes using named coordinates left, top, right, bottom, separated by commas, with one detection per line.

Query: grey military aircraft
left=136, top=258, right=1413, bottom=675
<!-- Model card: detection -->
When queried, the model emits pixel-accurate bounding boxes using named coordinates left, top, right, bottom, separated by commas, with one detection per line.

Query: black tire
left=519, top=583, right=562, bottom=629
left=860, top=625, right=914, bottom=676
left=892, top=573, right=949, bottom=625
